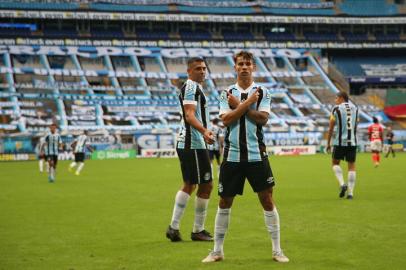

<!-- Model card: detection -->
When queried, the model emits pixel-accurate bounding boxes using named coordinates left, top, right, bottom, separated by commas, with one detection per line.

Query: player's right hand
left=204, top=130, right=215, bottom=145
left=326, top=145, right=331, bottom=154
left=246, top=88, right=259, bottom=105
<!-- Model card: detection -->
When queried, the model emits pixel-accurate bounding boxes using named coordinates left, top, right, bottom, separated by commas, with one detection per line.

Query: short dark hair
left=373, top=116, right=379, bottom=124
left=187, top=57, right=204, bottom=68
left=233, top=51, right=255, bottom=64
left=50, top=123, right=57, bottom=127
left=336, top=91, right=349, bottom=102
left=212, top=118, right=219, bottom=125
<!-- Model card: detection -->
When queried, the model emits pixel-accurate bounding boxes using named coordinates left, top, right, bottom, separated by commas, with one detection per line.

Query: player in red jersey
left=368, top=117, right=384, bottom=167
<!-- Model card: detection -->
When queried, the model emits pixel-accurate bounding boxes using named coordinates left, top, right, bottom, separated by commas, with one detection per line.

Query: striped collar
left=186, top=79, right=203, bottom=90
left=235, top=81, right=256, bottom=93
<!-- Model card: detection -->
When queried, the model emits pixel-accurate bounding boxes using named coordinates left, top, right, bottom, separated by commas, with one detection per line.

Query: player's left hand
left=326, top=145, right=331, bottom=153
left=204, top=129, right=215, bottom=145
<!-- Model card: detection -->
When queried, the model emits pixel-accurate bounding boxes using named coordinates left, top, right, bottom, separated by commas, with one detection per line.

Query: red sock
left=377, top=154, right=380, bottom=162
left=372, top=153, right=377, bottom=163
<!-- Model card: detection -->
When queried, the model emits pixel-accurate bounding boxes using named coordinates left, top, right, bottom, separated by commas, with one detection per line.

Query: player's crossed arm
left=223, top=88, right=268, bottom=126
left=221, top=89, right=259, bottom=126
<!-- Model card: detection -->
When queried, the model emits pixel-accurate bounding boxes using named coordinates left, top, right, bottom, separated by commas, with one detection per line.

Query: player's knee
left=258, top=190, right=275, bottom=211
left=219, top=197, right=233, bottom=209
left=181, top=183, right=196, bottom=195
left=260, top=197, right=275, bottom=211
left=197, top=182, right=213, bottom=198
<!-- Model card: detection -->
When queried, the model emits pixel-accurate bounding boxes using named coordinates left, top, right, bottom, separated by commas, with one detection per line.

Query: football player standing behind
left=385, top=127, right=395, bottom=158
left=69, top=131, right=93, bottom=176
left=36, top=134, right=48, bottom=173
left=207, top=118, right=224, bottom=178
left=368, top=117, right=384, bottom=167
left=41, top=123, right=63, bottom=183
left=326, top=91, right=358, bottom=199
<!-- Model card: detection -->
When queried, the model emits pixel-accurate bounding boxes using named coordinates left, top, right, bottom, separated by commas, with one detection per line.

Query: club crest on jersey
left=218, top=183, right=223, bottom=193
left=185, top=83, right=195, bottom=95
left=204, top=172, right=211, bottom=181
left=266, top=92, right=271, bottom=99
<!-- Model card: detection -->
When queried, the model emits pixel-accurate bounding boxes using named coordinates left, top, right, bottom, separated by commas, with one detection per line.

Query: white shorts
left=370, top=140, right=382, bottom=152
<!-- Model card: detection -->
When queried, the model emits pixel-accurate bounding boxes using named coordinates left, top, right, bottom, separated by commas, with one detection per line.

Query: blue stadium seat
left=177, top=6, right=255, bottom=14
left=0, top=28, right=32, bottom=37
left=263, top=31, right=296, bottom=41
left=341, top=32, right=368, bottom=42
left=339, top=0, right=398, bottom=16
left=43, top=28, right=78, bottom=38
left=90, top=3, right=170, bottom=12
left=304, top=32, right=339, bottom=42
left=266, top=0, right=322, bottom=2
left=179, top=29, right=212, bottom=41
left=222, top=29, right=254, bottom=41
left=136, top=28, right=169, bottom=40
left=375, top=33, right=400, bottom=41
left=333, top=57, right=365, bottom=76
left=91, top=28, right=124, bottom=39
left=0, top=2, right=78, bottom=10
left=261, top=7, right=335, bottom=15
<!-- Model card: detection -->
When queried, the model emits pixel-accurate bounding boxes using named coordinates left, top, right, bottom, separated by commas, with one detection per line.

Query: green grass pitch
left=1, top=153, right=405, bottom=270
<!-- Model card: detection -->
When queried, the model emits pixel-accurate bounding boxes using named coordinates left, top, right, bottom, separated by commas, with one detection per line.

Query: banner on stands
left=268, top=145, right=316, bottom=156
left=0, top=101, right=43, bottom=107
left=107, top=106, right=178, bottom=112
left=140, top=149, right=177, bottom=158
left=349, top=76, right=406, bottom=84
left=0, top=67, right=313, bottom=79
left=0, top=153, right=36, bottom=161
left=0, top=124, right=18, bottom=130
left=264, top=132, right=322, bottom=146
left=71, top=105, right=96, bottom=116
left=57, top=0, right=334, bottom=9
left=0, top=45, right=307, bottom=58
left=58, top=151, right=75, bottom=161
left=1, top=39, right=406, bottom=49
left=0, top=92, right=179, bottom=103
left=362, top=64, right=406, bottom=77
left=135, top=134, right=175, bottom=150
left=91, top=149, right=136, bottom=160
left=1, top=11, right=406, bottom=25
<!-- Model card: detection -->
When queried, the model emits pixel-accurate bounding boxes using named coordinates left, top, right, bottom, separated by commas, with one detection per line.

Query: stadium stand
left=0, top=44, right=377, bottom=135
left=1, top=0, right=406, bottom=154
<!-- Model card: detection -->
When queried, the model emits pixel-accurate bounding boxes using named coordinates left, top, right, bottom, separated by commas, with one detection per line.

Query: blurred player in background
left=385, top=126, right=395, bottom=158
left=368, top=117, right=384, bottom=167
left=327, top=91, right=358, bottom=199
left=207, top=118, right=224, bottom=178
left=41, top=123, right=63, bottom=183
left=36, top=134, right=48, bottom=173
left=69, top=131, right=93, bottom=176
left=166, top=57, right=215, bottom=242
